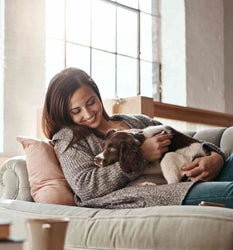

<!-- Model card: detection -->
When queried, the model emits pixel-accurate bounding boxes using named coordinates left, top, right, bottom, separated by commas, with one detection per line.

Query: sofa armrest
left=219, top=127, right=233, bottom=158
left=0, top=156, right=33, bottom=201
left=192, top=127, right=233, bottom=158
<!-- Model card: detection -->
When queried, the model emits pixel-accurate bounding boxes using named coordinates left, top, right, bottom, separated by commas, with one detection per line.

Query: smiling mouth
left=86, top=114, right=96, bottom=124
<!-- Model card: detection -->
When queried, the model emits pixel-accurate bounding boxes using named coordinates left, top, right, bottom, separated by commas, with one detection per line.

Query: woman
left=42, top=67, right=233, bottom=208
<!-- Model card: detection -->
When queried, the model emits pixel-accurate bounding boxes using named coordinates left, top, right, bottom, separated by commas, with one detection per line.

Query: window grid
left=46, top=0, right=160, bottom=99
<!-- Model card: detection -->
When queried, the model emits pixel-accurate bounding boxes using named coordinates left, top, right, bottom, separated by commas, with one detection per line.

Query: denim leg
left=215, top=153, right=233, bottom=181
left=183, top=181, right=233, bottom=208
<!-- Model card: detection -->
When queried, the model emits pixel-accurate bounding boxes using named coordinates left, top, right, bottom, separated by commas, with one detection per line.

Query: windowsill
left=103, top=96, right=233, bottom=128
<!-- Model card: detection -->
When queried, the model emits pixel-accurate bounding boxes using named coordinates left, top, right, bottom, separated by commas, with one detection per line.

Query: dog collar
left=134, top=132, right=140, bottom=140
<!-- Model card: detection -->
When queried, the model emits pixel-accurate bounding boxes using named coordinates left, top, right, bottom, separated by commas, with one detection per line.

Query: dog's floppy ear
left=119, top=142, right=135, bottom=173
left=119, top=142, right=142, bottom=173
left=105, top=129, right=117, bottom=139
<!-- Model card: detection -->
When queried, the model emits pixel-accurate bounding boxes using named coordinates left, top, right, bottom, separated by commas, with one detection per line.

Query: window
left=46, top=0, right=160, bottom=100
left=0, top=0, right=4, bottom=153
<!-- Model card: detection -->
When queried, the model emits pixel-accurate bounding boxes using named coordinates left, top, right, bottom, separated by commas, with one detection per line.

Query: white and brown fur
left=94, top=125, right=210, bottom=184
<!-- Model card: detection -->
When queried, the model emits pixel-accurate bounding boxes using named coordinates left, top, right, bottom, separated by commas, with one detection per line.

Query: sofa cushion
left=1, top=199, right=233, bottom=250
left=16, top=136, right=75, bottom=206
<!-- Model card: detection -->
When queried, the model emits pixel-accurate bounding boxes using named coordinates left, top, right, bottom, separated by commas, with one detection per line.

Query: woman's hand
left=182, top=151, right=224, bottom=181
left=141, top=133, right=172, bottom=162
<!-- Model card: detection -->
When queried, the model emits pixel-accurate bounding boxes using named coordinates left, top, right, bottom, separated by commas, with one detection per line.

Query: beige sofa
left=0, top=127, right=233, bottom=250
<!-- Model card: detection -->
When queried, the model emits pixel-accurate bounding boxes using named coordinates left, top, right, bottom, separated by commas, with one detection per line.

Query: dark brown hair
left=42, top=67, right=110, bottom=142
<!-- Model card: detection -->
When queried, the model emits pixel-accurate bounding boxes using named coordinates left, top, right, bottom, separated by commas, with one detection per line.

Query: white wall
left=161, top=0, right=233, bottom=114
left=160, top=0, right=186, bottom=106
left=224, top=0, right=233, bottom=114
left=2, top=0, right=45, bottom=157
left=0, top=0, right=4, bottom=153
left=186, top=0, right=225, bottom=112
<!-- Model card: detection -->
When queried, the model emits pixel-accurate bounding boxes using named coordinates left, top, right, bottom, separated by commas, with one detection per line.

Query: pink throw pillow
left=16, top=136, right=76, bottom=206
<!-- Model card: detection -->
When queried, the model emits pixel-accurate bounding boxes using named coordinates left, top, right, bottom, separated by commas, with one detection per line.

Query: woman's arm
left=134, top=114, right=162, bottom=127
left=182, top=151, right=224, bottom=181
left=133, top=115, right=171, bottom=161
left=54, top=139, right=144, bottom=202
left=181, top=141, right=225, bottom=181
left=141, top=133, right=172, bottom=161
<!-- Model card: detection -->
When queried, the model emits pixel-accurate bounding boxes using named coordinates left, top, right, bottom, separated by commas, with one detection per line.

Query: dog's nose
left=94, top=156, right=103, bottom=167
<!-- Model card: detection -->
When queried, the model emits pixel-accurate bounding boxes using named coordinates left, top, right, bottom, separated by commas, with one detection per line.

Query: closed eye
left=87, top=97, right=95, bottom=106
left=108, top=147, right=117, bottom=153
left=71, top=108, right=80, bottom=115
left=70, top=96, right=95, bottom=115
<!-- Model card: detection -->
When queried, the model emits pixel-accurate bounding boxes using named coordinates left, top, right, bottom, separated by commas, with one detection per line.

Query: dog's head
left=94, top=129, right=145, bottom=173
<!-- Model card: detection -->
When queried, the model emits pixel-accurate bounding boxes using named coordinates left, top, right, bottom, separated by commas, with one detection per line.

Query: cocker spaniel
left=94, top=125, right=210, bottom=184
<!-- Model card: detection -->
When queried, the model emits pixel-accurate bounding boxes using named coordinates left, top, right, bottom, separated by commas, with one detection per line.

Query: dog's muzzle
left=94, top=153, right=104, bottom=167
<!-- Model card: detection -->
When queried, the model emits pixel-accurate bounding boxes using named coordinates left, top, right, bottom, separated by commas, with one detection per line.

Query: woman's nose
left=82, top=108, right=92, bottom=120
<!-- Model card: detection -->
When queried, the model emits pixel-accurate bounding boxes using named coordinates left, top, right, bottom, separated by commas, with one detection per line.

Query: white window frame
left=46, top=0, right=161, bottom=99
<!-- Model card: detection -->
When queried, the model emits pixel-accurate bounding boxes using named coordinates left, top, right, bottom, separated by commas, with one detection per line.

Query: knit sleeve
left=54, top=138, right=145, bottom=202
left=133, top=114, right=162, bottom=127
left=202, top=141, right=226, bottom=161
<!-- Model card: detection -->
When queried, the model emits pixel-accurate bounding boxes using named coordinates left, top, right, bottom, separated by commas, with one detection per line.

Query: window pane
left=140, top=61, right=153, bottom=97
left=66, top=43, right=90, bottom=74
left=46, top=38, right=65, bottom=86
left=116, top=0, right=138, bottom=9
left=92, top=49, right=115, bottom=99
left=46, top=0, right=65, bottom=39
left=139, top=0, right=151, bottom=13
left=141, top=13, right=155, bottom=62
left=92, top=0, right=116, bottom=52
left=66, top=0, right=91, bottom=46
left=139, top=0, right=159, bottom=15
left=117, top=7, right=137, bottom=58
left=117, top=55, right=137, bottom=97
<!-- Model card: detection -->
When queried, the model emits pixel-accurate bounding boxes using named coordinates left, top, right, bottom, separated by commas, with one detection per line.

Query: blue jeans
left=183, top=154, right=233, bottom=208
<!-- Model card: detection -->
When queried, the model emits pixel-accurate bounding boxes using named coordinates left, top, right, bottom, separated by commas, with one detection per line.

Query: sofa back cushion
left=16, top=136, right=76, bottom=206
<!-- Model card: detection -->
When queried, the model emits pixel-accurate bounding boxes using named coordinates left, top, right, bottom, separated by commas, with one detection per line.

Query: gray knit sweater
left=52, top=114, right=224, bottom=209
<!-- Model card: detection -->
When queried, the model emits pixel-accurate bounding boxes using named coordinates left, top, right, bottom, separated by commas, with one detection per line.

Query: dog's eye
left=108, top=147, right=117, bottom=153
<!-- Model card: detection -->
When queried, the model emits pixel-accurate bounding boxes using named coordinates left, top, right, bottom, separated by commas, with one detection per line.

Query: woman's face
left=69, top=84, right=104, bottom=129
